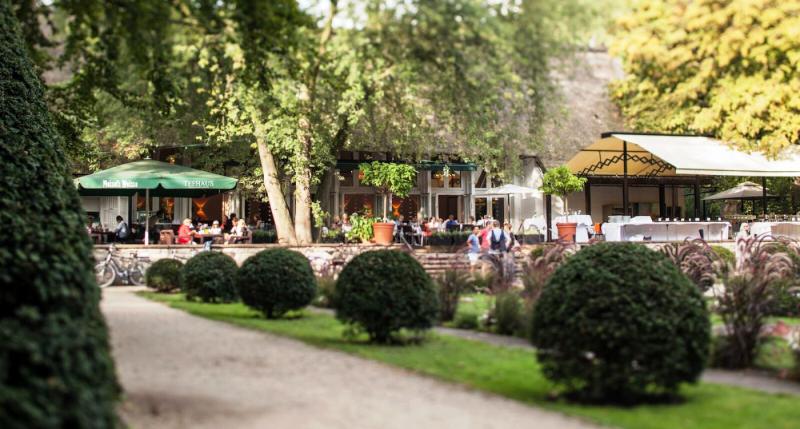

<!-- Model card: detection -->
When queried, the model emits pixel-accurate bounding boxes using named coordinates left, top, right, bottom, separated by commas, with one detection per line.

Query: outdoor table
left=603, top=221, right=730, bottom=242
left=194, top=233, right=223, bottom=244
left=90, top=231, right=115, bottom=244
left=751, top=222, right=800, bottom=239
left=553, top=215, right=593, bottom=243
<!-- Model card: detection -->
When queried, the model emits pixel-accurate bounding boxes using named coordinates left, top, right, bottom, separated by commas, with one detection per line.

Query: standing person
left=466, top=226, right=481, bottom=271
left=503, top=222, right=517, bottom=252
left=114, top=215, right=129, bottom=242
left=479, top=222, right=492, bottom=251
left=489, top=220, right=506, bottom=254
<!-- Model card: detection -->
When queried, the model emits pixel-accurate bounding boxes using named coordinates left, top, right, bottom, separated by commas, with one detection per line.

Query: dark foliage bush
left=236, top=249, right=316, bottom=318
left=493, top=292, right=523, bottom=336
left=427, top=231, right=471, bottom=246
left=251, top=230, right=277, bottom=244
left=335, top=250, right=438, bottom=342
left=146, top=259, right=183, bottom=292
left=182, top=252, right=239, bottom=303
left=531, top=243, right=710, bottom=403
left=0, top=7, right=119, bottom=426
left=436, top=270, right=473, bottom=322
left=453, top=310, right=480, bottom=330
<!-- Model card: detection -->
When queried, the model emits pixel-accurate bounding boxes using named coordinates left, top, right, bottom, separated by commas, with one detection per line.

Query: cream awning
left=567, top=133, right=800, bottom=178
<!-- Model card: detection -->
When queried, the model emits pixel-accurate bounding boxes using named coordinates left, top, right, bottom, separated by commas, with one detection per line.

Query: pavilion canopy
left=566, top=133, right=800, bottom=178
left=75, top=159, right=238, bottom=197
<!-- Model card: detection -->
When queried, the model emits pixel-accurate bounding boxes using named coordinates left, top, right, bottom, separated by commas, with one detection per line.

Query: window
left=343, top=194, right=374, bottom=217
left=339, top=169, right=354, bottom=187
left=431, top=170, right=445, bottom=187
left=448, top=171, right=462, bottom=188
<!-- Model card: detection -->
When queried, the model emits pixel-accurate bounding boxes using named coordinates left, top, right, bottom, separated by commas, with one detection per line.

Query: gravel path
left=101, top=288, right=598, bottom=429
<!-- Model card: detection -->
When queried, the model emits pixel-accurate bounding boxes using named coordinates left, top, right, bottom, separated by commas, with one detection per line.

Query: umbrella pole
left=145, top=189, right=150, bottom=246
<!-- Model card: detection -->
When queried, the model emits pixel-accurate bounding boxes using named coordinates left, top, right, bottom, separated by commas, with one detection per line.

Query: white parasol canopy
left=476, top=184, right=539, bottom=195
left=704, top=181, right=774, bottom=201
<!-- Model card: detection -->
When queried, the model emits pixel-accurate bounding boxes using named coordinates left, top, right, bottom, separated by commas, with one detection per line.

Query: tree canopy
left=611, top=0, right=800, bottom=155
left=15, top=0, right=598, bottom=242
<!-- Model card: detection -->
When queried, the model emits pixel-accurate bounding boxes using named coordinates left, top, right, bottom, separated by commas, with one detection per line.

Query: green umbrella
left=75, top=160, right=238, bottom=246
left=75, top=159, right=238, bottom=197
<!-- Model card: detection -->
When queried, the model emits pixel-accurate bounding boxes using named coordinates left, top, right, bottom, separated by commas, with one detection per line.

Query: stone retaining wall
left=94, top=240, right=736, bottom=279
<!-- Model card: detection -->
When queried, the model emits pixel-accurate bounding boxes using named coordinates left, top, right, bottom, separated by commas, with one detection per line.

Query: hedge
left=0, top=5, right=119, bottom=426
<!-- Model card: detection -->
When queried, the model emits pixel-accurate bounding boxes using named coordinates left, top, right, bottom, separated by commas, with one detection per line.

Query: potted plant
left=345, top=214, right=376, bottom=243
left=540, top=165, right=587, bottom=242
left=358, top=161, right=417, bottom=245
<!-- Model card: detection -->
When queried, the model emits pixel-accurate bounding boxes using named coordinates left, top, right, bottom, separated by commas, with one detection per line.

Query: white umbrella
left=476, top=184, right=538, bottom=196
left=704, top=181, right=773, bottom=200
left=475, top=184, right=539, bottom=227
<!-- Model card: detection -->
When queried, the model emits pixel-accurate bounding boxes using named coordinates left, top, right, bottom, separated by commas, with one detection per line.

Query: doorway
left=437, top=195, right=460, bottom=220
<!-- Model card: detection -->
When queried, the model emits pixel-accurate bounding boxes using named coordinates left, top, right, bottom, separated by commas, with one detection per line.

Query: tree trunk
left=256, top=137, right=297, bottom=245
left=294, top=112, right=314, bottom=244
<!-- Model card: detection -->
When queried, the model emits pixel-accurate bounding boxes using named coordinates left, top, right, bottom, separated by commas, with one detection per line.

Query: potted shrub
left=345, top=213, right=376, bottom=243
left=358, top=161, right=417, bottom=245
left=540, top=165, right=586, bottom=242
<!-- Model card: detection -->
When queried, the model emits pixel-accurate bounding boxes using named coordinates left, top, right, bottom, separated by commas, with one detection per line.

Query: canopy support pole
left=584, top=181, right=592, bottom=216
left=693, top=176, right=700, bottom=219
left=145, top=189, right=150, bottom=246
left=658, top=184, right=666, bottom=218
left=762, top=177, right=768, bottom=216
left=622, top=141, right=629, bottom=216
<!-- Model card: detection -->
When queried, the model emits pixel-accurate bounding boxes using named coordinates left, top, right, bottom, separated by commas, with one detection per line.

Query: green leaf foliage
left=531, top=243, right=710, bottom=403
left=611, top=0, right=800, bottom=155
left=181, top=252, right=239, bottom=303
left=335, top=250, right=439, bottom=343
left=0, top=1, right=120, bottom=426
left=358, top=161, right=417, bottom=198
left=540, top=165, right=587, bottom=198
left=236, top=249, right=316, bottom=319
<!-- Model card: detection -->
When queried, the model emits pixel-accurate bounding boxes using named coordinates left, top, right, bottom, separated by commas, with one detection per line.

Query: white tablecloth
left=751, top=222, right=800, bottom=238
left=554, top=215, right=594, bottom=243
left=602, top=222, right=730, bottom=242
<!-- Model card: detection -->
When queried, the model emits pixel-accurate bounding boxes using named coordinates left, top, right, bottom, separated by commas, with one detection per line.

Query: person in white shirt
left=488, top=220, right=506, bottom=254
left=114, top=215, right=129, bottom=242
left=210, top=220, right=222, bottom=235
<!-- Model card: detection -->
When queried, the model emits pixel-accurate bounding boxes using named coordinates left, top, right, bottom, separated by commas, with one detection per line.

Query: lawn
left=141, top=292, right=800, bottom=429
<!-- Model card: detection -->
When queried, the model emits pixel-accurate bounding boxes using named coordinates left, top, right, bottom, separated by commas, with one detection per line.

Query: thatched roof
left=537, top=49, right=626, bottom=168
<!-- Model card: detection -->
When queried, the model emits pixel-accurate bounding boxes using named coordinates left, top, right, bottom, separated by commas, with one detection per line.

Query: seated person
left=114, top=215, right=129, bottom=242
left=177, top=218, right=196, bottom=244
left=226, top=219, right=248, bottom=244
left=445, top=214, right=460, bottom=231
left=209, top=220, right=222, bottom=235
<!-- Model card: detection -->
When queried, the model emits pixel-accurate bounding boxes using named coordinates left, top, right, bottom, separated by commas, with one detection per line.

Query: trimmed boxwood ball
left=146, top=259, right=183, bottom=292
left=335, top=250, right=439, bottom=343
left=181, top=252, right=239, bottom=303
left=530, top=242, right=710, bottom=403
left=236, top=249, right=316, bottom=318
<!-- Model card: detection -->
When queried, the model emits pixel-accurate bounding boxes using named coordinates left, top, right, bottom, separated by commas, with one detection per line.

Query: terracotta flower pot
left=556, top=222, right=578, bottom=242
left=372, top=222, right=395, bottom=245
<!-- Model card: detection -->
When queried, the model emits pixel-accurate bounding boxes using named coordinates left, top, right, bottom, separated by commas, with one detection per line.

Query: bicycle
left=95, top=243, right=151, bottom=288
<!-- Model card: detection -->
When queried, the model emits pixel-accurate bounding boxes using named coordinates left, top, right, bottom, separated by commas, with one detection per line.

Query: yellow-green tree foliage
left=611, top=0, right=800, bottom=155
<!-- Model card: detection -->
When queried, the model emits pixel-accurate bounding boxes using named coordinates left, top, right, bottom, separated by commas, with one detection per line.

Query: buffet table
left=602, top=221, right=731, bottom=242
left=750, top=222, right=800, bottom=239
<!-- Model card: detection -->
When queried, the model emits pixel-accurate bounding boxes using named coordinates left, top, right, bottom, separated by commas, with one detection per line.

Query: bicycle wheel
left=128, top=264, right=146, bottom=286
left=95, top=262, right=115, bottom=288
